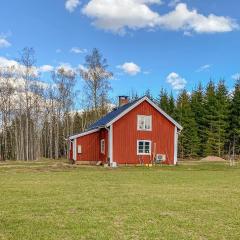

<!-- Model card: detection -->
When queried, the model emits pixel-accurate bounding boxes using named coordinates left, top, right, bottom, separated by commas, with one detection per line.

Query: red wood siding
left=112, top=101, right=175, bottom=165
left=99, top=129, right=108, bottom=163
left=76, top=131, right=100, bottom=162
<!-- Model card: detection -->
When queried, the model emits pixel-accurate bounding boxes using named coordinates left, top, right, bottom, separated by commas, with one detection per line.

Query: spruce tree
left=158, top=88, right=169, bottom=113
left=229, top=79, right=240, bottom=157
left=215, top=80, right=230, bottom=157
left=203, top=81, right=218, bottom=156
left=176, top=90, right=199, bottom=158
left=145, top=89, right=153, bottom=101
left=73, top=112, right=83, bottom=134
left=191, top=83, right=205, bottom=156
left=168, top=92, right=176, bottom=118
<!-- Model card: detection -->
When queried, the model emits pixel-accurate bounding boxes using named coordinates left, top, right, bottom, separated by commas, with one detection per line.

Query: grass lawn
left=0, top=160, right=240, bottom=240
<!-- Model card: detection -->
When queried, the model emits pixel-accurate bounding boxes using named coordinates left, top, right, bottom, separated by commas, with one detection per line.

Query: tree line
left=155, top=80, right=240, bottom=159
left=0, top=47, right=112, bottom=160
left=0, top=47, right=239, bottom=161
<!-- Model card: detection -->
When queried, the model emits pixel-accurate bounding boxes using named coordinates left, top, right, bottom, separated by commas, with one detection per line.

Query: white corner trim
left=108, top=125, right=113, bottom=164
left=174, top=126, right=178, bottom=165
left=69, top=128, right=100, bottom=140
left=73, top=139, right=77, bottom=161
left=106, top=96, right=183, bottom=130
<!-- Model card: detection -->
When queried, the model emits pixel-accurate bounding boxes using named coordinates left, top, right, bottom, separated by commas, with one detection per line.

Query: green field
left=0, top=160, right=240, bottom=240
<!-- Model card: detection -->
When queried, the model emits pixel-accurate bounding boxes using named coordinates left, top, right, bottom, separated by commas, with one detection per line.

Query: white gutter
left=69, top=128, right=100, bottom=140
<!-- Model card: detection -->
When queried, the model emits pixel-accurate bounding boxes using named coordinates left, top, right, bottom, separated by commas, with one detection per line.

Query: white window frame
left=100, top=139, right=105, bottom=154
left=137, top=140, right=152, bottom=155
left=137, top=115, right=152, bottom=131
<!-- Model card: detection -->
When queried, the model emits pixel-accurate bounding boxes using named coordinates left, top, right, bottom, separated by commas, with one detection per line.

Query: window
left=137, top=140, right=151, bottom=155
left=137, top=115, right=152, bottom=131
left=77, top=145, right=82, bottom=154
left=100, top=139, right=105, bottom=154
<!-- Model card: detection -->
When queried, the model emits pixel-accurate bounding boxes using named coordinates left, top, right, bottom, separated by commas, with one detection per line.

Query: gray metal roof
left=87, top=98, right=140, bottom=130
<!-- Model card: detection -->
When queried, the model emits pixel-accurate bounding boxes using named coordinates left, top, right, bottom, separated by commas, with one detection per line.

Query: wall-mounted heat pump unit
left=155, top=154, right=166, bottom=163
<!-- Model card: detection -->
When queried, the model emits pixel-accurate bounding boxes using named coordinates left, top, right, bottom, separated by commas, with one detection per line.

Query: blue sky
left=0, top=0, right=240, bottom=99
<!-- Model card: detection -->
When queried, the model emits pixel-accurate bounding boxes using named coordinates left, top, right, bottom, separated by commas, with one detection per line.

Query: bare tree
left=17, top=47, right=38, bottom=161
left=51, top=67, right=76, bottom=159
left=80, top=48, right=112, bottom=121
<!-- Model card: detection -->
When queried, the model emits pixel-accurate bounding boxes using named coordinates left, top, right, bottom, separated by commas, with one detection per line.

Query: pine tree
left=229, top=79, right=240, bottom=157
left=158, top=88, right=169, bottom=113
left=191, top=83, right=205, bottom=156
left=176, top=90, right=199, bottom=158
left=203, top=81, right=218, bottom=156
left=168, top=92, right=176, bottom=118
left=215, top=80, right=230, bottom=157
left=73, top=112, right=83, bottom=134
left=145, top=89, right=153, bottom=101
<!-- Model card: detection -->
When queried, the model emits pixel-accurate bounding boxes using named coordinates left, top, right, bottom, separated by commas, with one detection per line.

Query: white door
left=73, top=139, right=77, bottom=161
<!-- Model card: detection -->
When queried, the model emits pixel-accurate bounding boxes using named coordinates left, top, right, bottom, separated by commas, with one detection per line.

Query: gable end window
left=100, top=139, right=105, bottom=154
left=137, top=140, right=151, bottom=155
left=137, top=115, right=152, bottom=131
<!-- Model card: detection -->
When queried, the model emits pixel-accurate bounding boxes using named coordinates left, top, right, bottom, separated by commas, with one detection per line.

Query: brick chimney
left=118, top=96, right=129, bottom=107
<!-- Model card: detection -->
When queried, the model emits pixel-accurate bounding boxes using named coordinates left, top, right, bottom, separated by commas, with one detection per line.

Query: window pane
left=138, top=116, right=145, bottom=130
left=145, top=117, right=151, bottom=129
left=144, top=142, right=150, bottom=153
left=145, top=142, right=150, bottom=147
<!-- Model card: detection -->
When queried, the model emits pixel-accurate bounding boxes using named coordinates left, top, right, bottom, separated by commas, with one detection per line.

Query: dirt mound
left=201, top=156, right=226, bottom=162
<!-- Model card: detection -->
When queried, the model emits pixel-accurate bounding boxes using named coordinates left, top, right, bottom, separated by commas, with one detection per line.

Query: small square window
left=137, top=115, right=152, bottom=131
left=137, top=140, right=151, bottom=155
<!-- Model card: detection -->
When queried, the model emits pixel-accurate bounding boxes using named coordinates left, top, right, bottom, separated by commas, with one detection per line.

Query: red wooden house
left=68, top=96, right=182, bottom=166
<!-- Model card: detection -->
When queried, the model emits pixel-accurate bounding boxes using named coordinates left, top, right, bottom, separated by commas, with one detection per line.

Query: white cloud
left=232, top=73, right=240, bottom=80
left=196, top=64, right=211, bottom=72
left=0, top=57, right=51, bottom=91
left=82, top=1, right=238, bottom=34
left=158, top=3, right=238, bottom=34
left=56, top=63, right=77, bottom=77
left=0, top=57, right=52, bottom=76
left=117, top=62, right=141, bottom=75
left=0, top=36, right=11, bottom=48
left=39, top=65, right=54, bottom=73
left=166, top=72, right=187, bottom=90
left=65, top=0, right=80, bottom=12
left=57, top=63, right=74, bottom=71
left=70, top=47, right=87, bottom=54
left=82, top=0, right=161, bottom=34
left=0, top=56, right=18, bottom=68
